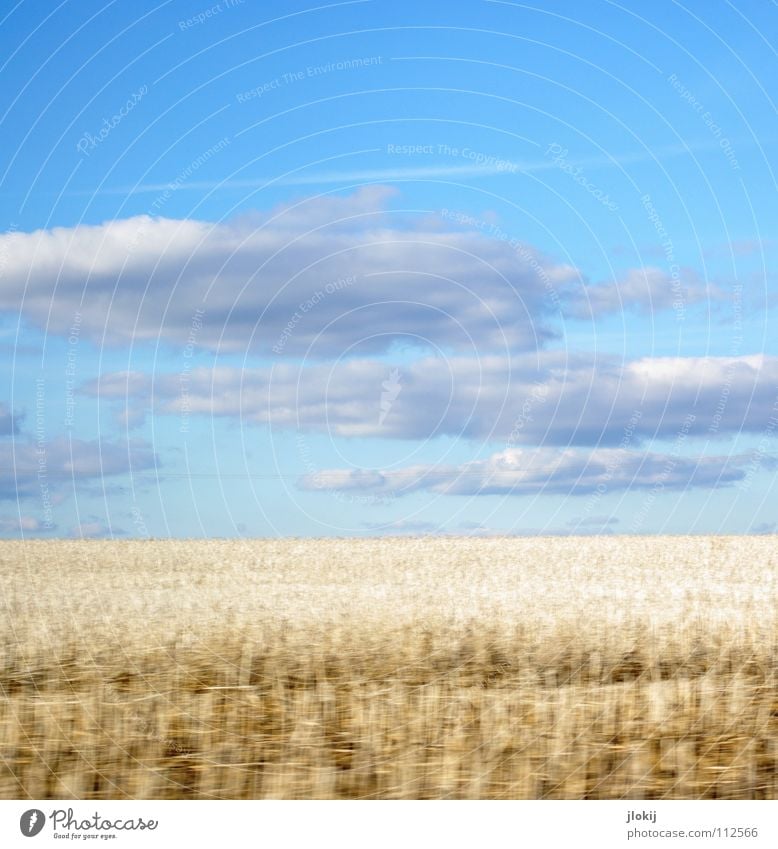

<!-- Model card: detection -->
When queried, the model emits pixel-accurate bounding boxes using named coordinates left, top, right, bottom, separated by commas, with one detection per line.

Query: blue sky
left=0, top=0, right=776, bottom=538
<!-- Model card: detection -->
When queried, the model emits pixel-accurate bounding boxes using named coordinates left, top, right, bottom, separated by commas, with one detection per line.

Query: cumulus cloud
left=83, top=353, right=778, bottom=445
left=297, top=446, right=755, bottom=498
left=0, top=436, right=158, bottom=500
left=0, top=189, right=720, bottom=360
left=561, top=266, right=721, bottom=319
left=0, top=188, right=559, bottom=356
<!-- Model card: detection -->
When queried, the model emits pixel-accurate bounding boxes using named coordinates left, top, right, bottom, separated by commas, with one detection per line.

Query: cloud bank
left=0, top=188, right=719, bottom=359
left=297, top=446, right=753, bottom=497
left=83, top=353, right=778, bottom=445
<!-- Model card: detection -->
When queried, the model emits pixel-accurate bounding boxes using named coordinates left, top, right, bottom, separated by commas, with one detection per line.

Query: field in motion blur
left=1, top=537, right=777, bottom=799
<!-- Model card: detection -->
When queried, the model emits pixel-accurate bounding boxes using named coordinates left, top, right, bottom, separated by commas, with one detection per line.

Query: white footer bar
left=2, top=800, right=776, bottom=848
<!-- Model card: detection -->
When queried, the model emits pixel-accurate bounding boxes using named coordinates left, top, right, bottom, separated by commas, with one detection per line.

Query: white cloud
left=0, top=189, right=721, bottom=360
left=0, top=188, right=560, bottom=356
left=298, top=446, right=753, bottom=497
left=83, top=353, right=778, bottom=445
left=561, top=266, right=721, bottom=318
left=0, top=436, right=158, bottom=500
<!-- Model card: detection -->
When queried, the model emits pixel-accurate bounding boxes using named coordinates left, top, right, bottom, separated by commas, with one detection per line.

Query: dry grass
left=1, top=536, right=777, bottom=799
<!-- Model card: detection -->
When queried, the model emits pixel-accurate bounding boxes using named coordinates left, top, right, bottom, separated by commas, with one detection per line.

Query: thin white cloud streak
left=71, top=138, right=734, bottom=196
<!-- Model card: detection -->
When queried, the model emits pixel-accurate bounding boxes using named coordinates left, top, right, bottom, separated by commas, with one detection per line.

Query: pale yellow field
left=1, top=536, right=777, bottom=799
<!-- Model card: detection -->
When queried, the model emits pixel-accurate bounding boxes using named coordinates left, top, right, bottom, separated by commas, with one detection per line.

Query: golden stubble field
left=1, top=536, right=777, bottom=799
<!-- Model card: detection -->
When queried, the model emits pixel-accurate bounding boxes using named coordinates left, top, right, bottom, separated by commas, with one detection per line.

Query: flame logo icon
left=379, top=368, right=402, bottom=425
left=20, top=809, right=46, bottom=837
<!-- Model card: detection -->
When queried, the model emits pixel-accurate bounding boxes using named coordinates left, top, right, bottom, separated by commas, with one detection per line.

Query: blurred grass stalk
left=1, top=537, right=776, bottom=799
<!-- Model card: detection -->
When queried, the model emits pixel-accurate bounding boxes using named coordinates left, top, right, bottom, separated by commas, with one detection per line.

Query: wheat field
left=0, top=536, right=777, bottom=799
